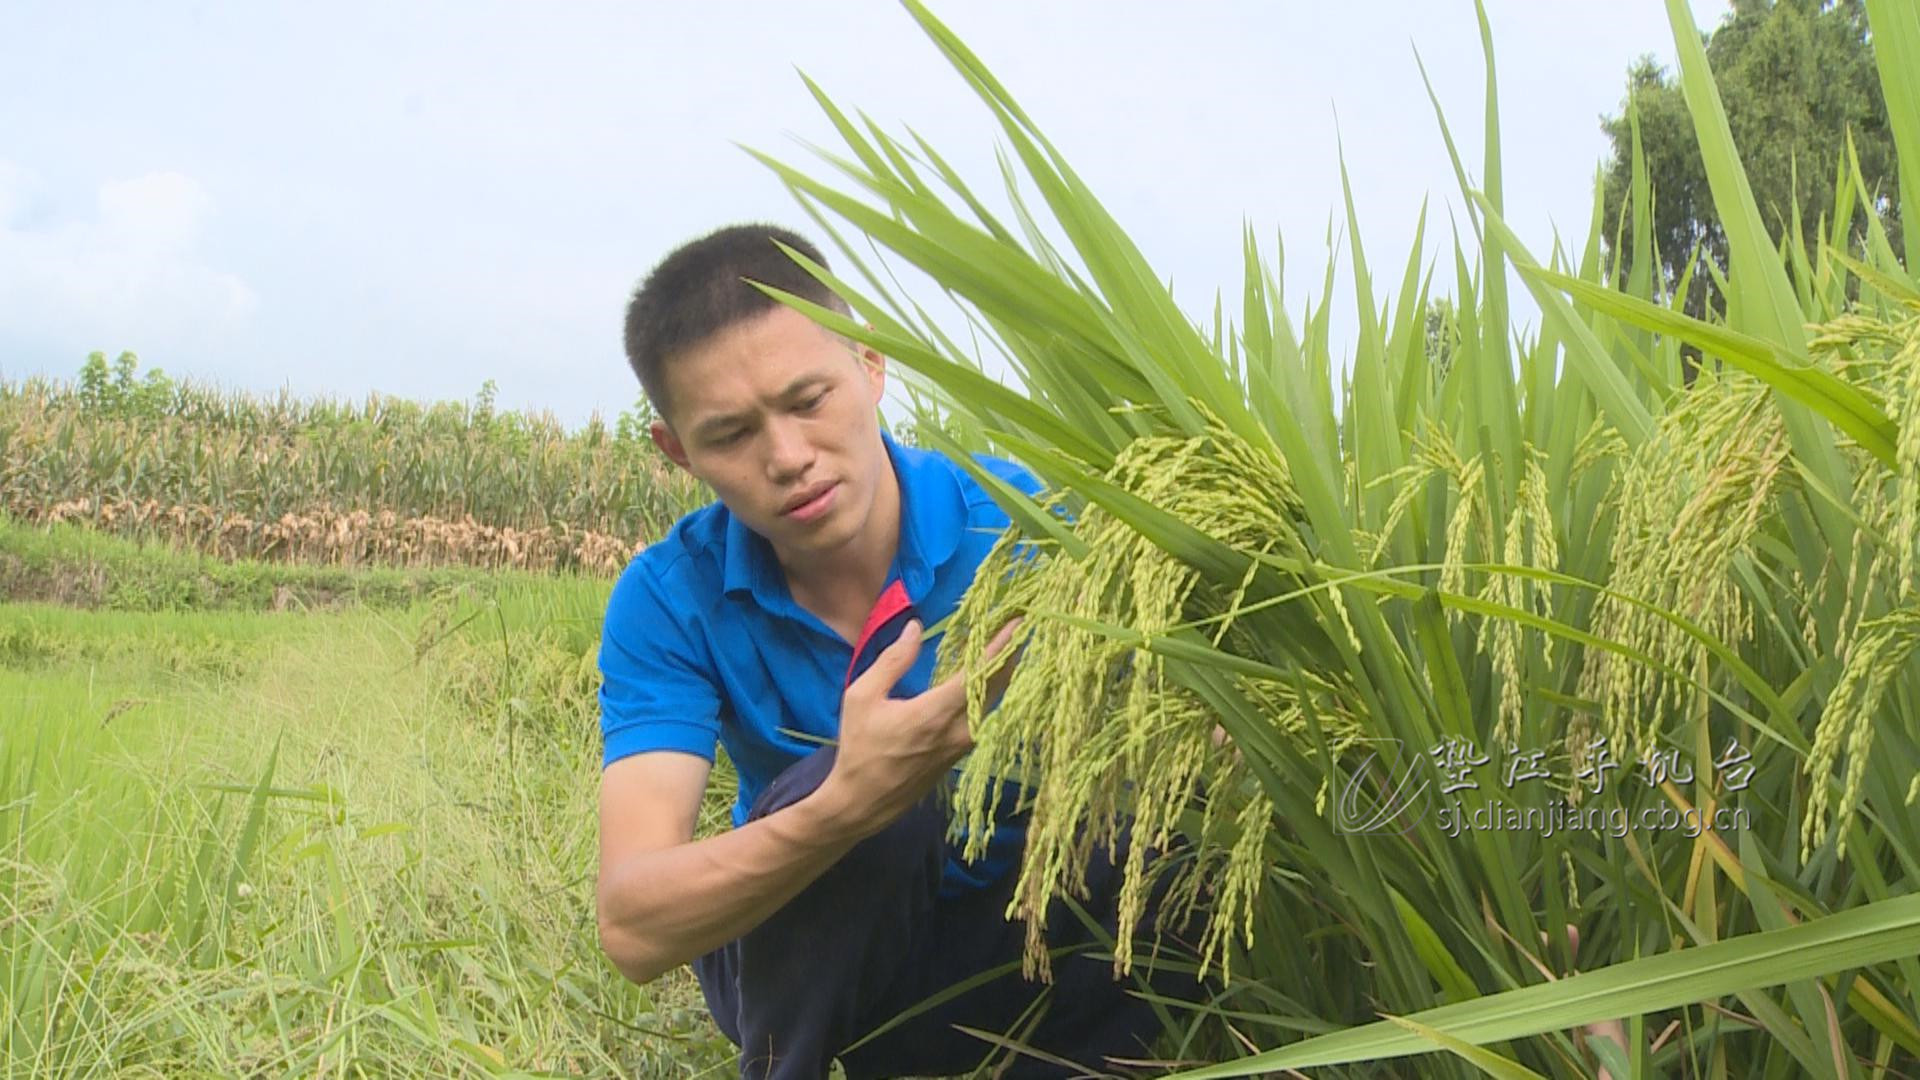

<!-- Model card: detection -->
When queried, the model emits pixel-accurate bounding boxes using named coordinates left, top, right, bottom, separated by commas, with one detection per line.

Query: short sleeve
left=597, top=559, right=723, bottom=769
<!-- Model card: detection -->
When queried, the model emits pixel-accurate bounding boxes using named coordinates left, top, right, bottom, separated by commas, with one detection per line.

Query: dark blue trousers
left=694, top=747, right=1202, bottom=1080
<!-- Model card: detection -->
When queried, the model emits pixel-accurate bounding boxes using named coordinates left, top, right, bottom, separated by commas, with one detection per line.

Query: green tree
left=1423, top=297, right=1460, bottom=390
left=1599, top=0, right=1900, bottom=315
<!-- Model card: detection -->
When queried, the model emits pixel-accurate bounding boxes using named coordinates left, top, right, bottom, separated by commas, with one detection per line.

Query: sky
left=1, top=1, right=1730, bottom=429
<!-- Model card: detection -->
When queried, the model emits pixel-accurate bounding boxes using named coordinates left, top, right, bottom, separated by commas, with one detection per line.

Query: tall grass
left=750, top=0, right=1920, bottom=1075
left=0, top=583, right=736, bottom=1076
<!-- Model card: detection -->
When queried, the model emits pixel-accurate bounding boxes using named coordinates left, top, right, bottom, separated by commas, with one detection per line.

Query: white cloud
left=96, top=171, right=213, bottom=252
left=0, top=163, right=255, bottom=361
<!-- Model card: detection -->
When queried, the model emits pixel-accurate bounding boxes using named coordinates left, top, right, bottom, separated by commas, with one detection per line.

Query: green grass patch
left=1, top=583, right=738, bottom=1076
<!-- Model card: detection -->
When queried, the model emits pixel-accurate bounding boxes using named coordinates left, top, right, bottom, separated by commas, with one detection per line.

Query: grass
left=0, top=514, right=498, bottom=613
left=0, top=522, right=740, bottom=1077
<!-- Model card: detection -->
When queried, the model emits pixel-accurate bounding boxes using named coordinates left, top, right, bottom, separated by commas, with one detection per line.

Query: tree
left=1598, top=0, right=1900, bottom=316
left=1423, top=298, right=1460, bottom=391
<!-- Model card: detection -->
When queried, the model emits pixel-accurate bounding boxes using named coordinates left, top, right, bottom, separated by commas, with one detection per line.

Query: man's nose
left=764, top=417, right=815, bottom=479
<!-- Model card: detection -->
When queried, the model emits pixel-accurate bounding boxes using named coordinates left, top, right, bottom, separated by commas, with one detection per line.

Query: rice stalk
left=1576, top=368, right=1786, bottom=758
left=1377, top=422, right=1558, bottom=740
left=1427, top=432, right=1495, bottom=606
left=1802, top=305, right=1920, bottom=857
left=1805, top=603, right=1920, bottom=858
left=935, top=410, right=1348, bottom=982
left=1485, top=447, right=1559, bottom=742
left=1570, top=416, right=1629, bottom=478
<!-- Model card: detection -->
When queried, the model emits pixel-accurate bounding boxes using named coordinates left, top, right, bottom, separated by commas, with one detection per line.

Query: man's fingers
left=917, top=670, right=975, bottom=753
left=976, top=617, right=1025, bottom=705
left=983, top=616, right=1024, bottom=661
left=904, top=620, right=1029, bottom=755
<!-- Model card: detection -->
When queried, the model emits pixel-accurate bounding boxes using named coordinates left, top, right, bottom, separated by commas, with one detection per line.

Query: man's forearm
left=597, top=783, right=865, bottom=985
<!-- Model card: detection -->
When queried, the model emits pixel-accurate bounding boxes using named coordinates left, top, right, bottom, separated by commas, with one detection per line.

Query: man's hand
left=811, top=618, right=1021, bottom=840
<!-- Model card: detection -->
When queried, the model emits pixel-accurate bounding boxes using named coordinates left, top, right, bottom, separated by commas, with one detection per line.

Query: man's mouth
left=781, top=481, right=839, bottom=519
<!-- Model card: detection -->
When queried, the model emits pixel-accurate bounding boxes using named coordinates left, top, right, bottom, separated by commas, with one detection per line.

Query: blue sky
left=2, top=1, right=1727, bottom=427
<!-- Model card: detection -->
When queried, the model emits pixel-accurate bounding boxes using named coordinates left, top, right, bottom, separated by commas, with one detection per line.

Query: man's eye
left=797, top=390, right=829, bottom=413
left=712, top=428, right=748, bottom=446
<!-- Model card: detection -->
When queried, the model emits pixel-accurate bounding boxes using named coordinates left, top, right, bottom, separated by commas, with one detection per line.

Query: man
left=595, top=223, right=1195, bottom=1080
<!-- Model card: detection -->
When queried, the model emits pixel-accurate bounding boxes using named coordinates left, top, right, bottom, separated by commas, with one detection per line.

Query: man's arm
left=596, top=616, right=1020, bottom=986
left=595, top=751, right=867, bottom=986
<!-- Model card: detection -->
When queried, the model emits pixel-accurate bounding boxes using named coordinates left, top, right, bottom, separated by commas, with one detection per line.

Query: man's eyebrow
left=689, top=375, right=831, bottom=439
left=690, top=410, right=752, bottom=440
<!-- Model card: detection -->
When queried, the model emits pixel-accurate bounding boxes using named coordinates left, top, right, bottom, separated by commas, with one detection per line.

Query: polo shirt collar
left=890, top=429, right=966, bottom=585
left=720, top=429, right=966, bottom=608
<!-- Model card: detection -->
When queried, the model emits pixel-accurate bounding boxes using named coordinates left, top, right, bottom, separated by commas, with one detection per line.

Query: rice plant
left=753, top=0, right=1920, bottom=1074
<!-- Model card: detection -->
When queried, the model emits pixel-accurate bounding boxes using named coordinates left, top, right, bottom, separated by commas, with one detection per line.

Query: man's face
left=649, top=305, right=891, bottom=565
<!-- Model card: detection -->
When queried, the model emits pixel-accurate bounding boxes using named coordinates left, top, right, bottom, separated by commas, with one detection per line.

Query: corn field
left=762, top=0, right=1920, bottom=1075
left=0, top=357, right=706, bottom=575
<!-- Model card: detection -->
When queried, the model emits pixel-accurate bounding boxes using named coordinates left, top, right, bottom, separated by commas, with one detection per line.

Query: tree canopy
left=1599, top=0, right=1901, bottom=314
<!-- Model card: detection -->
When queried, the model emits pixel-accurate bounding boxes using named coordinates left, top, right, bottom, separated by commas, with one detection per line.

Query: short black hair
left=622, top=223, right=850, bottom=424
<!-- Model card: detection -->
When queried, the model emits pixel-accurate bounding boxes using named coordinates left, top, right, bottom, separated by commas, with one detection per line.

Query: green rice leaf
left=1526, top=267, right=1898, bottom=469
left=1381, top=1014, right=1549, bottom=1080
left=1165, top=893, right=1920, bottom=1076
left=1864, top=0, right=1920, bottom=270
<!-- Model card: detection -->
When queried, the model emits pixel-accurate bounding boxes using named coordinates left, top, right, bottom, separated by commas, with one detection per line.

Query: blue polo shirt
left=597, top=430, right=1038, bottom=895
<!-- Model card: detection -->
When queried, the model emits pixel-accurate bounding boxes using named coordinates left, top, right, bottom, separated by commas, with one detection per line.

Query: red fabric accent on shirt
left=845, top=579, right=914, bottom=687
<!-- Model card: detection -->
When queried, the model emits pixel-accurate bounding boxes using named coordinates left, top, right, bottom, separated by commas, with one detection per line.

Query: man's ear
left=857, top=325, right=887, bottom=402
left=650, top=418, right=691, bottom=471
